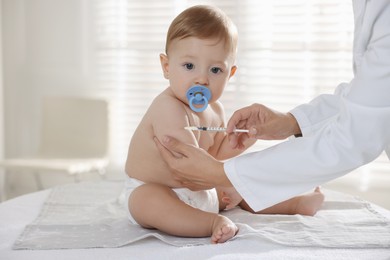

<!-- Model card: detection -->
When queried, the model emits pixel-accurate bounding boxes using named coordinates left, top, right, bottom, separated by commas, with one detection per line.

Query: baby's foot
left=210, top=215, right=238, bottom=244
left=295, top=187, right=325, bottom=216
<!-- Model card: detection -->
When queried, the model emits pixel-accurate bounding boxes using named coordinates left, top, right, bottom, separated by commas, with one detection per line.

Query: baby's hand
left=220, top=187, right=242, bottom=210
left=228, top=131, right=257, bottom=151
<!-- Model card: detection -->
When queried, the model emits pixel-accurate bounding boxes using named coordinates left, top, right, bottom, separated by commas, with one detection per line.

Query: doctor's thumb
left=161, top=136, right=177, bottom=148
left=161, top=135, right=188, bottom=155
left=249, top=126, right=258, bottom=138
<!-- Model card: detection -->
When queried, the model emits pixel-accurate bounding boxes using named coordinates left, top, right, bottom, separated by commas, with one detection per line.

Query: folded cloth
left=13, top=181, right=390, bottom=250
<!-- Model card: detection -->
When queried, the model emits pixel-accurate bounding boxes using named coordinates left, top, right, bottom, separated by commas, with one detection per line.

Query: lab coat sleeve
left=225, top=0, right=390, bottom=212
left=289, top=92, right=342, bottom=137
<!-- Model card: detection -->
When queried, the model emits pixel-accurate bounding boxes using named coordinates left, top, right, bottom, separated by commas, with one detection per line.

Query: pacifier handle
left=186, top=85, right=212, bottom=113
left=189, top=95, right=209, bottom=112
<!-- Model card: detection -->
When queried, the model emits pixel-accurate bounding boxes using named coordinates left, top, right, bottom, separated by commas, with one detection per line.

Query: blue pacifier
left=186, top=85, right=212, bottom=113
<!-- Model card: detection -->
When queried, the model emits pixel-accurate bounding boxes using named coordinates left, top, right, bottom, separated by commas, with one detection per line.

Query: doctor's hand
left=154, top=136, right=233, bottom=190
left=227, top=103, right=302, bottom=149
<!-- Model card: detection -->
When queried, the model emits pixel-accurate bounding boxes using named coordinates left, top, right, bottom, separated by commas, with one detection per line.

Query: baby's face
left=162, top=37, right=236, bottom=106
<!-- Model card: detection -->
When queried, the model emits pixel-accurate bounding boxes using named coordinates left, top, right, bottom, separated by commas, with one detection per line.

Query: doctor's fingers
left=153, top=136, right=184, bottom=173
left=230, top=104, right=273, bottom=129
left=226, top=104, right=258, bottom=132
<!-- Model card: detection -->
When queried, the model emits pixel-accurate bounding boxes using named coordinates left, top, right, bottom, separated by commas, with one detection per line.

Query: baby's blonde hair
left=165, top=5, right=238, bottom=58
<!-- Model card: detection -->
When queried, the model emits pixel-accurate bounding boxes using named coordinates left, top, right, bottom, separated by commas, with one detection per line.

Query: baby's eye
left=184, top=63, right=194, bottom=70
left=211, top=67, right=222, bottom=74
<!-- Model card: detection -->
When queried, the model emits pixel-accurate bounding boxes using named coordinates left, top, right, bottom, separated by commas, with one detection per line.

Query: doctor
left=154, top=0, right=390, bottom=212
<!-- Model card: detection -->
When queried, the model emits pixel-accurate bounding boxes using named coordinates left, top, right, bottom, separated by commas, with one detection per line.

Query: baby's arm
left=211, top=134, right=254, bottom=210
left=219, top=187, right=243, bottom=210
left=208, top=125, right=256, bottom=161
left=215, top=132, right=256, bottom=160
left=208, top=102, right=256, bottom=160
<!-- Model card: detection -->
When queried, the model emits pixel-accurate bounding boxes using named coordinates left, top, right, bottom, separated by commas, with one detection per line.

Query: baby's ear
left=229, top=65, right=237, bottom=78
left=159, top=53, right=169, bottom=79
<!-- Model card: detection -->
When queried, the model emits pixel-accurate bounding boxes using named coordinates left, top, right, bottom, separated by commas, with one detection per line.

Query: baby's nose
left=195, top=73, right=208, bottom=86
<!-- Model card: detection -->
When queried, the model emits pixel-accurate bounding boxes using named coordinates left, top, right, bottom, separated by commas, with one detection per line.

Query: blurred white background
left=0, top=0, right=389, bottom=209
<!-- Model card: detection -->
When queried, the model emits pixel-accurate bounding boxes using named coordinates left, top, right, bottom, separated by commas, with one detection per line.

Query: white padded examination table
left=0, top=181, right=389, bottom=260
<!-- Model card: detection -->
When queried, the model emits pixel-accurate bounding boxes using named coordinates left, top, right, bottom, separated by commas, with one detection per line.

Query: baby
left=125, top=5, right=324, bottom=244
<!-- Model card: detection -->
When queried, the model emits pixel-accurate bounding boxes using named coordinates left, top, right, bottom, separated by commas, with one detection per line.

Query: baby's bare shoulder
left=149, top=92, right=188, bottom=118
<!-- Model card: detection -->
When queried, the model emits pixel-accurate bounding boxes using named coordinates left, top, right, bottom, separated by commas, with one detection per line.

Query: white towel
left=13, top=181, right=390, bottom=250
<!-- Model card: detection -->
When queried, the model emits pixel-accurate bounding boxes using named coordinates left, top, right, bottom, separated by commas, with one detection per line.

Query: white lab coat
left=225, top=0, right=390, bottom=212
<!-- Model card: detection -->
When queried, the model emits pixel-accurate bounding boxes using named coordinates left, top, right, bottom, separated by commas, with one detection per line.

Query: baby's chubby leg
left=239, top=187, right=324, bottom=216
left=128, top=183, right=237, bottom=243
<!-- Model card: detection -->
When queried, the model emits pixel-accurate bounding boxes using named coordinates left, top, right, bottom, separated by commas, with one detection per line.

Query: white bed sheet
left=1, top=187, right=390, bottom=260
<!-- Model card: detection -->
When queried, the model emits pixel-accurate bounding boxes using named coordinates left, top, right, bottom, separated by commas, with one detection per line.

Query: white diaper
left=124, top=175, right=219, bottom=224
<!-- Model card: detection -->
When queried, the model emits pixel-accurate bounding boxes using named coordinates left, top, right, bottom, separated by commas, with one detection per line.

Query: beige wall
left=0, top=0, right=4, bottom=156
left=0, top=0, right=5, bottom=200
left=2, top=0, right=89, bottom=197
